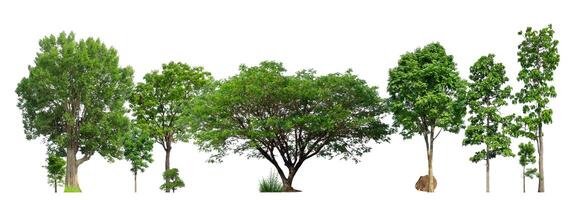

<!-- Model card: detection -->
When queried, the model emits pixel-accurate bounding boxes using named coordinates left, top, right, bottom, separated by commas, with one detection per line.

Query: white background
left=0, top=0, right=573, bottom=199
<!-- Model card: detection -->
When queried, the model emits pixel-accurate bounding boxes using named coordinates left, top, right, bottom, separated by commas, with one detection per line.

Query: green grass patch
left=64, top=186, right=81, bottom=193
left=259, top=171, right=283, bottom=192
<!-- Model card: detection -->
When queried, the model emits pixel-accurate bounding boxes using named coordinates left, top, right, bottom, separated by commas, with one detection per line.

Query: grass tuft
left=64, top=186, right=81, bottom=193
left=259, top=171, right=283, bottom=192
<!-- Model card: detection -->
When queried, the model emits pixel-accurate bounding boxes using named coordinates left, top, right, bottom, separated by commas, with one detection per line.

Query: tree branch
left=76, top=153, right=92, bottom=166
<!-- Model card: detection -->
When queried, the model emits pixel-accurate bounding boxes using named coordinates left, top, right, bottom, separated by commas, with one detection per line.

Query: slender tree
left=387, top=43, right=467, bottom=192
left=130, top=61, right=213, bottom=192
left=193, top=61, right=390, bottom=191
left=463, top=54, right=514, bottom=192
left=518, top=142, right=537, bottom=193
left=513, top=24, right=560, bottom=192
left=160, top=168, right=185, bottom=193
left=45, top=154, right=66, bottom=193
left=16, top=32, right=134, bottom=192
left=123, top=128, right=154, bottom=193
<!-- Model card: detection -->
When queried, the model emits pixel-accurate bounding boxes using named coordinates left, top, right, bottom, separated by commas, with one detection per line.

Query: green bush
left=259, top=171, right=283, bottom=192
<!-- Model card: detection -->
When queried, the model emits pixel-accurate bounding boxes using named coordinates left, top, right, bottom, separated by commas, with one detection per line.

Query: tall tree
left=463, top=54, right=514, bottom=192
left=16, top=32, right=134, bottom=192
left=387, top=43, right=467, bottom=192
left=45, top=154, right=66, bottom=193
left=130, top=61, right=213, bottom=192
left=513, top=24, right=560, bottom=192
left=192, top=61, right=389, bottom=192
left=123, top=128, right=154, bottom=193
left=518, top=142, right=537, bottom=193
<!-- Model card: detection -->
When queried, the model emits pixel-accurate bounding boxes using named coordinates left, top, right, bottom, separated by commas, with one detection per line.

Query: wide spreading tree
left=192, top=61, right=389, bottom=192
left=16, top=32, right=134, bottom=192
left=387, top=43, right=467, bottom=192
left=123, top=128, right=154, bottom=193
left=129, top=61, right=213, bottom=192
left=463, top=54, right=514, bottom=192
left=513, top=24, right=560, bottom=192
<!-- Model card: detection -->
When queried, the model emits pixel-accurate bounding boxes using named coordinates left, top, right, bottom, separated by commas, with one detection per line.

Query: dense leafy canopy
left=130, top=61, right=213, bottom=152
left=16, top=31, right=134, bottom=163
left=45, top=154, right=66, bottom=190
left=387, top=42, right=467, bottom=140
left=513, top=24, right=559, bottom=135
left=463, top=54, right=514, bottom=163
left=160, top=168, right=185, bottom=192
left=123, top=128, right=154, bottom=174
left=192, top=61, right=389, bottom=190
left=518, top=142, right=537, bottom=178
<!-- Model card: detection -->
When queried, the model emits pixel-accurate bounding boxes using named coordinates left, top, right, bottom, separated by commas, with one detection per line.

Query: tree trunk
left=65, top=146, right=80, bottom=192
left=134, top=171, right=137, bottom=193
left=486, top=149, right=490, bottom=193
left=537, top=126, right=545, bottom=192
left=280, top=167, right=301, bottom=192
left=426, top=147, right=434, bottom=192
left=523, top=166, right=526, bottom=193
left=54, top=179, right=57, bottom=193
left=164, top=142, right=172, bottom=193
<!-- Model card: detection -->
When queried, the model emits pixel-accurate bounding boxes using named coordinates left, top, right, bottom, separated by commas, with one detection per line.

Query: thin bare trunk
left=486, top=155, right=490, bottom=193
left=134, top=171, right=137, bottom=193
left=164, top=143, right=172, bottom=193
left=522, top=166, right=526, bottom=193
left=54, top=179, right=57, bottom=193
left=537, top=124, right=544, bottom=192
left=427, top=147, right=434, bottom=192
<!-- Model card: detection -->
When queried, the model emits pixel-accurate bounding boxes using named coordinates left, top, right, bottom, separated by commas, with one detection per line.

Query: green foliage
left=160, top=168, right=185, bottom=193
left=130, top=61, right=213, bottom=150
left=192, top=61, right=388, bottom=191
left=64, top=186, right=82, bottom=193
left=15, top=31, right=134, bottom=162
left=123, top=128, right=154, bottom=174
left=513, top=24, right=559, bottom=135
left=45, top=154, right=65, bottom=190
left=518, top=142, right=536, bottom=167
left=259, top=171, right=283, bottom=192
left=518, top=142, right=538, bottom=179
left=463, top=54, right=514, bottom=163
left=192, top=61, right=389, bottom=163
left=387, top=42, right=467, bottom=139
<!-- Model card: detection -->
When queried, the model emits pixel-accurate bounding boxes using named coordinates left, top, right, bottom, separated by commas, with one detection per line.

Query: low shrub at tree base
left=259, top=171, right=283, bottom=192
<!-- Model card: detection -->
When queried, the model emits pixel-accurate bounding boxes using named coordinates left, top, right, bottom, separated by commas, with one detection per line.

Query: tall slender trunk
left=134, top=171, right=137, bottom=193
left=485, top=116, right=490, bottom=193
left=537, top=124, right=545, bottom=192
left=164, top=142, right=172, bottom=193
left=522, top=166, right=526, bottom=193
left=486, top=155, right=490, bottom=193
left=427, top=147, right=434, bottom=192
left=65, top=145, right=80, bottom=192
left=54, top=179, right=57, bottom=193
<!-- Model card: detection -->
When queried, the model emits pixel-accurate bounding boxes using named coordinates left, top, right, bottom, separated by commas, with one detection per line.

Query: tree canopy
left=513, top=24, right=559, bottom=192
left=16, top=32, right=134, bottom=191
left=192, top=61, right=389, bottom=191
left=463, top=54, right=514, bottom=162
left=45, top=154, right=66, bottom=193
left=387, top=42, right=467, bottom=192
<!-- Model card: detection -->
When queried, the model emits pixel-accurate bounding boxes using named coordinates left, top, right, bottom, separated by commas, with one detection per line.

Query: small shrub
left=160, top=168, right=185, bottom=193
left=259, top=171, right=283, bottom=192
